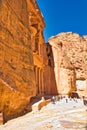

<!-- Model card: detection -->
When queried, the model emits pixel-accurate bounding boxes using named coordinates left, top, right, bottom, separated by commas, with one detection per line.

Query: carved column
left=40, top=69, right=42, bottom=94
left=41, top=69, right=44, bottom=95
left=37, top=67, right=40, bottom=95
left=38, top=68, right=41, bottom=94
left=35, top=67, right=39, bottom=95
left=34, top=66, right=38, bottom=95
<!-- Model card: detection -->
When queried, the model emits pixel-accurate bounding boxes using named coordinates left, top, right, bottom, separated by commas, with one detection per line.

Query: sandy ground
left=0, top=98, right=87, bottom=130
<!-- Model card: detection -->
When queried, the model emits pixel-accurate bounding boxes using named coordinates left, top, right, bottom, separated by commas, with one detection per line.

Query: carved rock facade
left=28, top=0, right=57, bottom=96
left=49, top=32, right=87, bottom=97
left=29, top=0, right=45, bottom=96
left=0, top=0, right=87, bottom=124
left=0, top=0, right=57, bottom=123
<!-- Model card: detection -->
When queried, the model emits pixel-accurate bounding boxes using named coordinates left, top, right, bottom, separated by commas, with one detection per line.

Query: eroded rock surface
left=43, top=43, right=58, bottom=95
left=49, top=32, right=87, bottom=96
left=0, top=0, right=36, bottom=122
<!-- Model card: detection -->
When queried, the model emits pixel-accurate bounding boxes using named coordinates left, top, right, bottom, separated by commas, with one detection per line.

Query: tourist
left=58, top=95, right=60, bottom=101
left=65, top=98, right=68, bottom=103
left=51, top=96, right=56, bottom=104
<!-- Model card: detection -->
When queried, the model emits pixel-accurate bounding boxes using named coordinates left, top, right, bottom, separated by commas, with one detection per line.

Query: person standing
left=51, top=96, right=55, bottom=104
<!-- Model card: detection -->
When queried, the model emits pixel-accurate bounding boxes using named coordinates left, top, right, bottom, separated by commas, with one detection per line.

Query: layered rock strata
left=0, top=0, right=36, bottom=123
left=49, top=32, right=87, bottom=97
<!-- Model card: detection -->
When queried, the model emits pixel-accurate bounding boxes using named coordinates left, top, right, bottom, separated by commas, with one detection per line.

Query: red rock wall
left=0, top=0, right=36, bottom=122
left=43, top=43, right=58, bottom=95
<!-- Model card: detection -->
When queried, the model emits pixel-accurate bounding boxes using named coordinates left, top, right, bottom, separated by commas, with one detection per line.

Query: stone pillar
left=38, top=68, right=44, bottom=95
left=34, top=66, right=36, bottom=80
left=34, top=66, right=39, bottom=95
left=37, top=67, right=39, bottom=95
left=39, top=69, right=41, bottom=94
left=34, top=66, right=38, bottom=95
left=33, top=64, right=44, bottom=96
left=38, top=68, right=41, bottom=94
left=40, top=69, right=43, bottom=95
left=41, top=70, right=44, bottom=95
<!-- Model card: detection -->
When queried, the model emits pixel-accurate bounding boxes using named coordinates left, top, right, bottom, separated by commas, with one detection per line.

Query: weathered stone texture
left=43, top=43, right=58, bottom=95
left=0, top=0, right=87, bottom=124
left=28, top=0, right=45, bottom=96
left=0, top=0, right=36, bottom=122
left=49, top=32, right=87, bottom=96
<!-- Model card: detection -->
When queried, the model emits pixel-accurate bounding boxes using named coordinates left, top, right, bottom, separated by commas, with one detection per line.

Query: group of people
left=51, top=95, right=87, bottom=105
left=51, top=95, right=67, bottom=104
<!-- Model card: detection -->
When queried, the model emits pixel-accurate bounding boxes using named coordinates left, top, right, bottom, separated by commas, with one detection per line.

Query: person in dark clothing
left=51, top=96, right=56, bottom=104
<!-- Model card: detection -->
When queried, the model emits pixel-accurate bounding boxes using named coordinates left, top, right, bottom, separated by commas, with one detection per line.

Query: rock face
left=0, top=0, right=36, bottom=123
left=0, top=0, right=87, bottom=124
left=29, top=0, right=45, bottom=96
left=43, top=43, right=58, bottom=95
left=49, top=32, right=87, bottom=96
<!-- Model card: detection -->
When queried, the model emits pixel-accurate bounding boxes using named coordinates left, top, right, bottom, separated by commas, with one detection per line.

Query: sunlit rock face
left=49, top=32, right=87, bottom=96
left=0, top=0, right=36, bottom=123
left=29, top=0, right=46, bottom=96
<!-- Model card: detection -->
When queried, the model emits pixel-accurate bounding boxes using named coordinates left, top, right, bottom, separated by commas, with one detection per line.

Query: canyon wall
left=43, top=43, right=58, bottom=95
left=0, top=0, right=87, bottom=124
left=49, top=32, right=87, bottom=97
left=0, top=0, right=36, bottom=123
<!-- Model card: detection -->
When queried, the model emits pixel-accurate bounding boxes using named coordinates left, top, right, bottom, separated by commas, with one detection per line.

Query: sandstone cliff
left=0, top=0, right=36, bottom=122
left=49, top=32, right=87, bottom=97
left=43, top=43, right=58, bottom=95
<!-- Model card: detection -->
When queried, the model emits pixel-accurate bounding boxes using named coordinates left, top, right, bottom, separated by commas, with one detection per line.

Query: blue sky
left=36, top=0, right=87, bottom=42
